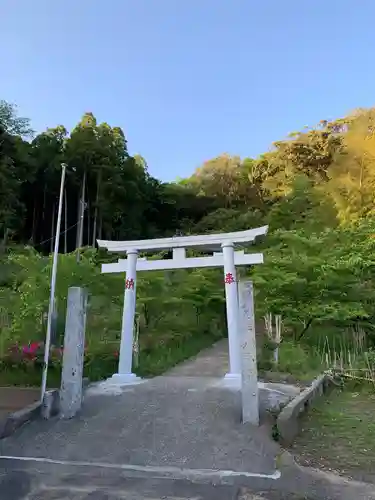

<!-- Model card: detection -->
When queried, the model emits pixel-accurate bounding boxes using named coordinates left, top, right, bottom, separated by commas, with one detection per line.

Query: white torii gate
left=97, top=225, right=268, bottom=385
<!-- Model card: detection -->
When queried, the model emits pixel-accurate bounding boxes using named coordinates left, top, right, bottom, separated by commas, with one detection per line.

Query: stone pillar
left=238, top=280, right=259, bottom=425
left=222, top=242, right=241, bottom=378
left=60, top=287, right=87, bottom=419
left=111, top=249, right=141, bottom=384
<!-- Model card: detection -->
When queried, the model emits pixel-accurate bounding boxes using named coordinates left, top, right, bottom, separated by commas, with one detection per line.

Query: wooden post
left=238, top=280, right=259, bottom=425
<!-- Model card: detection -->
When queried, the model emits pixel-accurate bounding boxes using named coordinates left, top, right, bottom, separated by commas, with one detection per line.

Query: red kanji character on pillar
left=224, top=273, right=235, bottom=284
left=125, top=278, right=135, bottom=289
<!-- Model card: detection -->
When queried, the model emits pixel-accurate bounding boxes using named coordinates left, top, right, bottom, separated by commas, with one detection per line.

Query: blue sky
left=1, top=1, right=375, bottom=181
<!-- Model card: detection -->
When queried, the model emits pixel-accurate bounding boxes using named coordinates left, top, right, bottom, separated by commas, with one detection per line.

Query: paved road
left=1, top=456, right=375, bottom=500
left=0, top=376, right=279, bottom=475
left=0, top=460, right=240, bottom=499
left=1, top=342, right=375, bottom=499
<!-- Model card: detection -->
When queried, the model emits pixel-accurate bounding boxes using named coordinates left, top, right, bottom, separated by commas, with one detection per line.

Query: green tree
left=30, top=126, right=67, bottom=250
left=253, top=223, right=375, bottom=338
left=267, top=175, right=337, bottom=231
left=326, top=109, right=375, bottom=225
left=0, top=100, right=33, bottom=137
left=186, top=154, right=262, bottom=209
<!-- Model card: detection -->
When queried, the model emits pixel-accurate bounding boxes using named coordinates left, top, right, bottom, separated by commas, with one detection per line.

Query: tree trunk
left=75, top=190, right=81, bottom=249
left=98, top=213, right=103, bottom=240
left=85, top=173, right=89, bottom=247
left=76, top=170, right=86, bottom=263
left=50, top=202, right=55, bottom=254
left=195, top=306, right=201, bottom=326
left=31, top=200, right=37, bottom=245
left=359, top=158, right=364, bottom=210
left=87, top=200, right=91, bottom=247
left=105, top=225, right=111, bottom=240
left=0, top=228, right=9, bottom=254
left=143, top=304, right=149, bottom=328
left=92, top=169, right=101, bottom=247
left=42, top=185, right=46, bottom=243
left=64, top=188, right=68, bottom=253
left=297, top=318, right=314, bottom=341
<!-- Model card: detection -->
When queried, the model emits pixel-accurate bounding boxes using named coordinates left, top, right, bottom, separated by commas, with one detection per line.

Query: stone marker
left=59, top=287, right=87, bottom=419
left=238, top=280, right=259, bottom=425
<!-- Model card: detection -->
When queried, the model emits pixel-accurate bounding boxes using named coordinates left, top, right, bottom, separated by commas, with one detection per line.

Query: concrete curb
left=0, top=378, right=90, bottom=439
left=276, top=373, right=331, bottom=446
left=40, top=389, right=60, bottom=419
left=0, top=400, right=41, bottom=439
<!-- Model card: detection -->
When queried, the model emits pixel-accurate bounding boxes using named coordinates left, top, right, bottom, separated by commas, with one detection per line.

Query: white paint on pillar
left=238, top=280, right=259, bottom=425
left=222, top=242, right=241, bottom=378
left=111, top=249, right=142, bottom=385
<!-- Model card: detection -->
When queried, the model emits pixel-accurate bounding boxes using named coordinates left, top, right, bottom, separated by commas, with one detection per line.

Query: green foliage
left=258, top=339, right=322, bottom=380
left=4, top=99, right=375, bottom=384
left=0, top=249, right=226, bottom=383
left=277, top=342, right=321, bottom=377
left=253, top=222, right=375, bottom=326
left=193, top=207, right=264, bottom=234
left=0, top=100, right=33, bottom=136
left=266, top=175, right=337, bottom=232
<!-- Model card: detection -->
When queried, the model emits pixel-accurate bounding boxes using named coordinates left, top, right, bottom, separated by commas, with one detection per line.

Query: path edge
left=276, top=373, right=332, bottom=445
left=0, top=378, right=90, bottom=440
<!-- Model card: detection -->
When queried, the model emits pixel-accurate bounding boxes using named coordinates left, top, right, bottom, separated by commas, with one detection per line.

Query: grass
left=0, top=367, right=60, bottom=388
left=0, top=329, right=223, bottom=387
left=258, top=340, right=323, bottom=385
left=291, top=383, right=375, bottom=483
left=257, top=321, right=371, bottom=385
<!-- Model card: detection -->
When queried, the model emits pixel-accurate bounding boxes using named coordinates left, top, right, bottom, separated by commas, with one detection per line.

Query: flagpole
left=41, top=163, right=66, bottom=403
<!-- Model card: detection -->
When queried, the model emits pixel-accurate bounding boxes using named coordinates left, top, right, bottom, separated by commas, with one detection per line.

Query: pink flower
left=20, top=342, right=42, bottom=359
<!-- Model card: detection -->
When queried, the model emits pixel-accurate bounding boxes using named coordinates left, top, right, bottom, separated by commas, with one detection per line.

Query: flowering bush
left=0, top=340, right=121, bottom=385
left=0, top=341, right=117, bottom=379
left=2, top=341, right=64, bottom=370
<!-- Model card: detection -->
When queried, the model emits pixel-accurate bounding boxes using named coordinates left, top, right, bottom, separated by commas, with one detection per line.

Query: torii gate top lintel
left=97, top=225, right=268, bottom=254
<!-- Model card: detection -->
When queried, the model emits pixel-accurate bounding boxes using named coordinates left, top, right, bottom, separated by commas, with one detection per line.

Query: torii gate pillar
left=111, top=249, right=140, bottom=384
left=222, top=242, right=241, bottom=377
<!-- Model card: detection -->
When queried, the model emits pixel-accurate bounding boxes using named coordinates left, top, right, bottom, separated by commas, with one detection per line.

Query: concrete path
left=1, top=340, right=375, bottom=499
left=165, top=340, right=229, bottom=377
left=2, top=455, right=375, bottom=500
left=0, top=375, right=279, bottom=474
